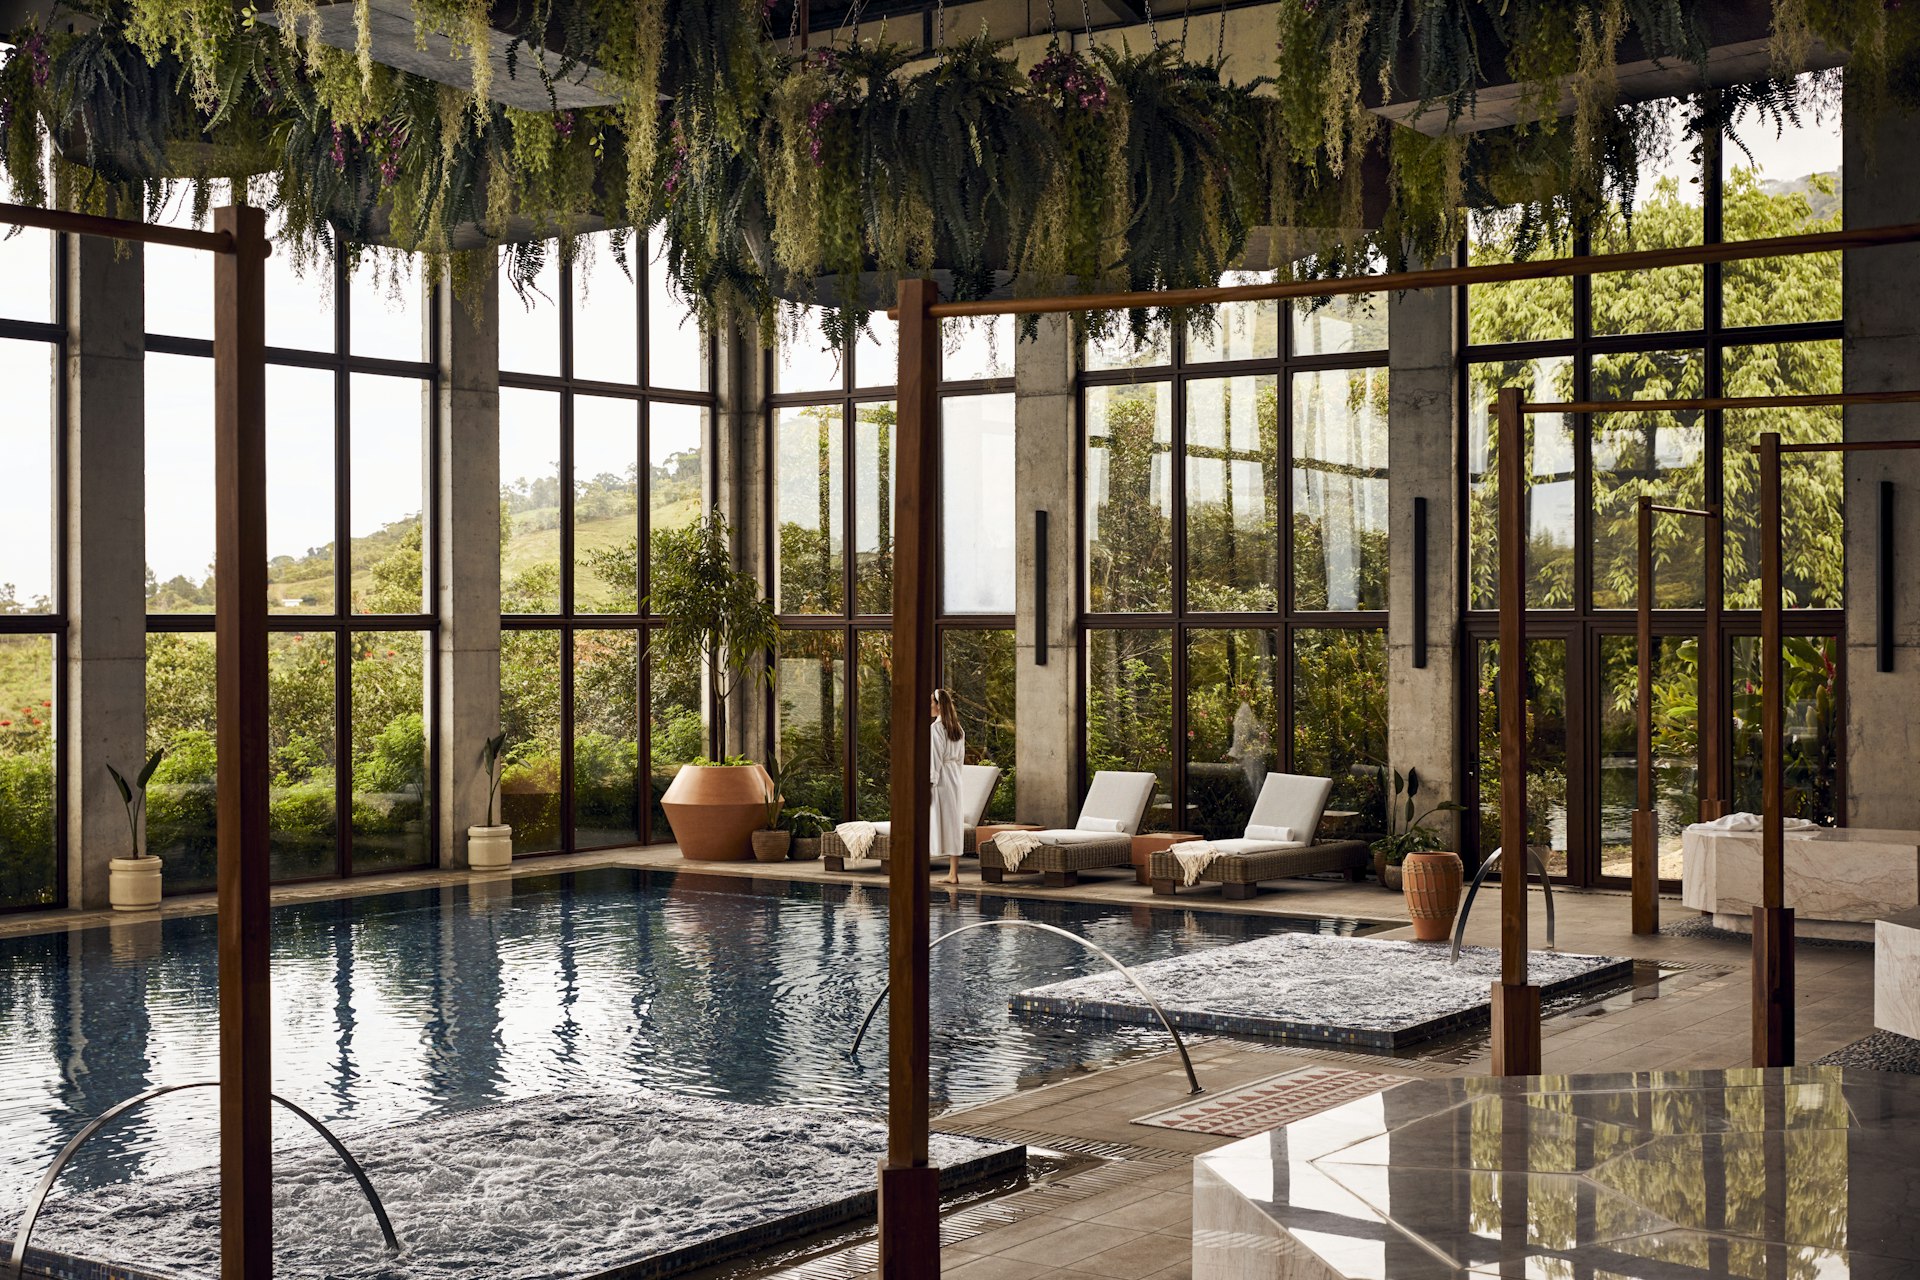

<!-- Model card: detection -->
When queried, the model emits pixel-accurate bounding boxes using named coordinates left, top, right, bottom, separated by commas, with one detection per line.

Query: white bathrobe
left=930, top=722, right=967, bottom=858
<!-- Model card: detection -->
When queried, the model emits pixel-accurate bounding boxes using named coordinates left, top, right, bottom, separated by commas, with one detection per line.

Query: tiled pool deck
left=0, top=846, right=1882, bottom=1279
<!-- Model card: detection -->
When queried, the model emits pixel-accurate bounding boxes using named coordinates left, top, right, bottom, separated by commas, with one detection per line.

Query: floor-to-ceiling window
left=496, top=233, right=712, bottom=855
left=1463, top=81, right=1844, bottom=886
left=1079, top=287, right=1390, bottom=837
left=0, top=217, right=63, bottom=911
left=145, top=213, right=438, bottom=890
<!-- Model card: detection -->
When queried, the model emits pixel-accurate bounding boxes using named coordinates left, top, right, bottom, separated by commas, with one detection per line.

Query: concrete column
left=65, top=236, right=148, bottom=908
left=1842, top=102, right=1920, bottom=828
left=714, top=310, right=770, bottom=764
left=435, top=261, right=502, bottom=866
left=1013, top=315, right=1079, bottom=826
left=1386, top=280, right=1463, bottom=846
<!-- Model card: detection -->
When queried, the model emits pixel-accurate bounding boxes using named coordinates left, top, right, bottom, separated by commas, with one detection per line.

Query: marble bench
left=1681, top=825, right=1920, bottom=942
left=1878, top=907, right=1920, bottom=1041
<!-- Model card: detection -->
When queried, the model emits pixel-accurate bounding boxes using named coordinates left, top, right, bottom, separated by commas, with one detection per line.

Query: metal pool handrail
left=847, top=919, right=1203, bottom=1096
left=6, top=1081, right=402, bottom=1280
left=1449, top=846, right=1557, bottom=964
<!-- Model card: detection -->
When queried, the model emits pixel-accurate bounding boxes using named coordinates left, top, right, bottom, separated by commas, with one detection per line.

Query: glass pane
left=775, top=405, right=844, bottom=614
left=1589, top=350, right=1707, bottom=609
left=146, top=189, right=214, bottom=341
left=266, top=240, right=333, bottom=353
left=854, top=631, right=891, bottom=819
left=146, top=353, right=216, bottom=612
left=498, top=249, right=561, bottom=376
left=1730, top=634, right=1840, bottom=824
left=1722, top=342, right=1843, bottom=609
left=351, top=631, right=431, bottom=872
left=350, top=374, right=428, bottom=614
left=573, top=235, right=638, bottom=384
left=1292, top=294, right=1387, bottom=357
left=0, top=220, right=51, bottom=323
left=941, top=315, right=1015, bottom=382
left=648, top=402, right=707, bottom=544
left=267, top=365, right=337, bottom=615
left=1085, top=629, right=1173, bottom=832
left=1472, top=637, right=1570, bottom=876
left=350, top=255, right=424, bottom=361
left=146, top=632, right=218, bottom=892
left=1187, top=272, right=1279, bottom=364
left=1466, top=209, right=1572, bottom=345
left=574, top=630, right=640, bottom=848
left=269, top=631, right=337, bottom=881
left=775, top=305, right=841, bottom=393
left=500, top=629, right=563, bottom=853
left=1467, top=357, right=1576, bottom=610
left=1293, top=367, right=1389, bottom=611
left=0, top=634, right=57, bottom=909
left=940, top=393, right=1017, bottom=614
left=1085, top=316, right=1171, bottom=371
left=0, top=340, right=54, bottom=614
left=1185, top=629, right=1278, bottom=839
left=573, top=396, right=640, bottom=613
left=1186, top=375, right=1278, bottom=611
left=500, top=387, right=562, bottom=613
left=1085, top=382, right=1173, bottom=612
left=1723, top=75, right=1842, bottom=327
left=1598, top=634, right=1698, bottom=883
left=775, top=631, right=845, bottom=822
left=855, top=313, right=898, bottom=390
left=942, top=629, right=1015, bottom=822
left=1293, top=628, right=1389, bottom=824
left=648, top=637, right=703, bottom=840
left=1591, top=99, right=1703, bottom=337
left=853, top=401, right=895, bottom=615
left=647, top=231, right=707, bottom=391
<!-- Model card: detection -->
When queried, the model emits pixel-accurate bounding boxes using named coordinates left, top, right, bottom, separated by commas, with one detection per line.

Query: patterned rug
left=1131, top=1065, right=1407, bottom=1138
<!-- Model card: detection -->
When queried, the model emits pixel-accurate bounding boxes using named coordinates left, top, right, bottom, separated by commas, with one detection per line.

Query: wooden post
left=1492, top=388, right=1541, bottom=1075
left=880, top=278, right=941, bottom=1276
left=1754, top=431, right=1794, bottom=1067
left=213, top=203, right=273, bottom=1278
left=1633, top=497, right=1658, bottom=935
left=1701, top=504, right=1727, bottom=820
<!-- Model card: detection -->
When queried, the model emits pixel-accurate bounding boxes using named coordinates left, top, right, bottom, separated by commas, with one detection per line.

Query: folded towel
left=1075, top=816, right=1124, bottom=833
left=994, top=830, right=1048, bottom=872
left=1692, top=812, right=1818, bottom=833
left=1169, top=840, right=1218, bottom=886
left=1244, top=824, right=1294, bottom=843
left=834, top=821, right=880, bottom=860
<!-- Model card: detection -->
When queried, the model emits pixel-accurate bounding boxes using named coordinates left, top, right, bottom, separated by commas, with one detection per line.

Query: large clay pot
left=660, top=764, right=772, bottom=862
left=1401, top=850, right=1465, bottom=942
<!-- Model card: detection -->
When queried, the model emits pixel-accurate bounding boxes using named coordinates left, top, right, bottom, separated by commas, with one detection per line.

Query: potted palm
left=649, top=513, right=781, bottom=862
left=106, top=750, right=166, bottom=911
left=468, top=732, right=513, bottom=869
left=1371, top=767, right=1464, bottom=942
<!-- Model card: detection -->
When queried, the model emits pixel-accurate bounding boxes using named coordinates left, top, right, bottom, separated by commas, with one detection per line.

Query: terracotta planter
left=751, top=830, right=792, bottom=862
left=660, top=764, right=771, bottom=862
left=1401, top=850, right=1465, bottom=942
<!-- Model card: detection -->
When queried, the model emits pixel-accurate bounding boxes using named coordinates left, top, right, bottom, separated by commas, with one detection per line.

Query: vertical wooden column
left=880, top=278, right=941, bottom=1276
left=213, top=203, right=273, bottom=1277
left=1701, top=506, right=1728, bottom=820
left=1754, top=431, right=1795, bottom=1067
left=1632, top=497, right=1658, bottom=935
left=1492, top=388, right=1541, bottom=1074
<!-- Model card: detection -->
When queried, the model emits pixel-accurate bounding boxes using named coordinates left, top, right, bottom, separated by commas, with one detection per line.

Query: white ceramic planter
left=468, top=824, right=514, bottom=870
left=108, top=857, right=163, bottom=911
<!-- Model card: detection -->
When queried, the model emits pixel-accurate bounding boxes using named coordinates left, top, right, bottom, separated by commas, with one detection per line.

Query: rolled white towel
left=993, top=830, right=1048, bottom=872
left=834, top=820, right=880, bottom=860
left=1244, top=824, right=1294, bottom=843
left=1692, top=812, right=1817, bottom=833
left=1169, top=840, right=1218, bottom=886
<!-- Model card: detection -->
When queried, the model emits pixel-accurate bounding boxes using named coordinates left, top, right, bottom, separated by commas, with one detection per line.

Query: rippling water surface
left=0, top=868, right=1362, bottom=1200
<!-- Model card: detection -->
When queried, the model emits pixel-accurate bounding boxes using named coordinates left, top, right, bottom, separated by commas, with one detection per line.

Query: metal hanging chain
left=1079, top=0, right=1093, bottom=39
left=1179, top=0, right=1191, bottom=55
left=786, top=0, right=801, bottom=55
left=1141, top=0, right=1159, bottom=48
left=1045, top=0, right=1058, bottom=39
left=1217, top=0, right=1227, bottom=65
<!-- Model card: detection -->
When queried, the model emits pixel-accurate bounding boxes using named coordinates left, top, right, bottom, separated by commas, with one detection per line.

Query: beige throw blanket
left=1169, top=840, right=1220, bottom=886
left=834, top=821, right=880, bottom=860
left=993, top=830, right=1048, bottom=872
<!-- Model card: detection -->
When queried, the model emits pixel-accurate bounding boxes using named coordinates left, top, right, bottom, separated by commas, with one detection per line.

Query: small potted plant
left=752, top=756, right=794, bottom=862
left=784, top=807, right=833, bottom=861
left=468, top=732, right=513, bottom=870
left=1371, top=767, right=1464, bottom=941
left=106, top=750, right=166, bottom=911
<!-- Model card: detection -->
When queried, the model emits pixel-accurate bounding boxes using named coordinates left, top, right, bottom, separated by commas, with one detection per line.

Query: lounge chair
left=978, top=771, right=1158, bottom=888
left=1148, top=772, right=1368, bottom=899
left=820, top=764, right=1002, bottom=872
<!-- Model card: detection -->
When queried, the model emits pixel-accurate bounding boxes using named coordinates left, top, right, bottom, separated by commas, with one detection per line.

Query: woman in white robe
left=930, top=688, right=968, bottom=883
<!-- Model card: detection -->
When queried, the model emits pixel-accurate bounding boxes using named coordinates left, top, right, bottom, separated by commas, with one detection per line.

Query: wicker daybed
left=1147, top=772, right=1367, bottom=898
left=976, top=770, right=1158, bottom=888
left=820, top=763, right=1002, bottom=872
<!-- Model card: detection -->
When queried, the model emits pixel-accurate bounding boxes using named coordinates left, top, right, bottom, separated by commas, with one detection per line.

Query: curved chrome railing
left=6, top=1081, right=402, bottom=1280
left=1449, top=845, right=1557, bottom=964
left=848, top=919, right=1203, bottom=1096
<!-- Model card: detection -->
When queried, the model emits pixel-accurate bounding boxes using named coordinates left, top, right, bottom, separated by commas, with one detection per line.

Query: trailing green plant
left=106, top=749, right=166, bottom=860
left=1370, top=767, right=1461, bottom=867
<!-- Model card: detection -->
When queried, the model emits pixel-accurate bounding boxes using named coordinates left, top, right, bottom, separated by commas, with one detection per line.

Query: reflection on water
left=0, top=869, right=1359, bottom=1200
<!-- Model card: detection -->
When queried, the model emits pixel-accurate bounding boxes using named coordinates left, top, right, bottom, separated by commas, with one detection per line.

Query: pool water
left=0, top=868, right=1363, bottom=1201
